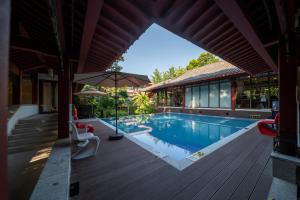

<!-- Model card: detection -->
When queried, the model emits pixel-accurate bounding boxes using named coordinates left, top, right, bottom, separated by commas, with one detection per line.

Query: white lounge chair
left=70, top=122, right=100, bottom=160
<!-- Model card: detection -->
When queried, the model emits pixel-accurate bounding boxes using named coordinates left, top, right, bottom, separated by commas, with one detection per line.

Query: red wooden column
left=231, top=80, right=237, bottom=110
left=31, top=73, right=38, bottom=104
left=278, top=36, right=297, bottom=155
left=0, top=0, right=10, bottom=199
left=57, top=59, right=71, bottom=139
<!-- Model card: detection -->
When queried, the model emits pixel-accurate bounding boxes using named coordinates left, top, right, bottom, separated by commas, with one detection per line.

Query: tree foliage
left=196, top=52, right=220, bottom=68
left=151, top=68, right=162, bottom=84
left=132, top=92, right=154, bottom=114
left=150, top=52, right=219, bottom=83
left=109, top=55, right=124, bottom=72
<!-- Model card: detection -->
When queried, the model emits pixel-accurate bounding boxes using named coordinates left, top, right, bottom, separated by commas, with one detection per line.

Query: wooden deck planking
left=71, top=121, right=273, bottom=200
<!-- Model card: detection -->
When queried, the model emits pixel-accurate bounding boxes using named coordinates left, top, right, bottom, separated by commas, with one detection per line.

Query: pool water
left=101, top=113, right=256, bottom=164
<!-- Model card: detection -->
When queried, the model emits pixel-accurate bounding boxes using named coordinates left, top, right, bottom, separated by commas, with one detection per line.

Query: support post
left=182, top=87, right=186, bottom=109
left=19, top=71, right=22, bottom=104
left=278, top=35, right=297, bottom=155
left=164, top=89, right=168, bottom=107
left=0, top=0, right=10, bottom=199
left=58, top=59, right=71, bottom=139
left=31, top=73, right=38, bottom=104
left=231, top=80, right=237, bottom=110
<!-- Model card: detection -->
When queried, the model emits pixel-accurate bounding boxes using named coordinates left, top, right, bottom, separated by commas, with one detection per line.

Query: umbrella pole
left=109, top=71, right=123, bottom=140
left=115, top=71, right=118, bottom=135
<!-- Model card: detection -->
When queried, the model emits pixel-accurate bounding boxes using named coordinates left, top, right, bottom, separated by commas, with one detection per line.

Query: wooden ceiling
left=10, top=0, right=298, bottom=74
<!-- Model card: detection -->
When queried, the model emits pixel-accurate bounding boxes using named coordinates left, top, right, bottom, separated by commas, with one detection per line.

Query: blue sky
left=120, top=23, right=205, bottom=77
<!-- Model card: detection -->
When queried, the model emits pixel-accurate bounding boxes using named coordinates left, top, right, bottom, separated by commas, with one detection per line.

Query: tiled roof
left=142, top=61, right=246, bottom=91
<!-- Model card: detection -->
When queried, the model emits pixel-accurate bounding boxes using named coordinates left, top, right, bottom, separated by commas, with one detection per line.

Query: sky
left=120, top=23, right=205, bottom=78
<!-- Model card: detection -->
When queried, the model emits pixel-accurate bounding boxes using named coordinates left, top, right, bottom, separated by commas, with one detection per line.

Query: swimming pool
left=101, top=112, right=257, bottom=170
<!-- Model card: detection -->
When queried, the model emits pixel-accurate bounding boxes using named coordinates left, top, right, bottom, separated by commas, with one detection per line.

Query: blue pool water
left=102, top=113, right=256, bottom=162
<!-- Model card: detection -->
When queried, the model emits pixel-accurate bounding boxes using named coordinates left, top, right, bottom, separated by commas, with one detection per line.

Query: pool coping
left=98, top=113, right=259, bottom=170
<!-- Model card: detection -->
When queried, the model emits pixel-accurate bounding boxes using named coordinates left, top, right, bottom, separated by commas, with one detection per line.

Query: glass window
left=200, top=84, right=209, bottom=107
left=192, top=86, right=200, bottom=108
left=220, top=81, right=231, bottom=108
left=209, top=81, right=219, bottom=107
left=185, top=87, right=192, bottom=107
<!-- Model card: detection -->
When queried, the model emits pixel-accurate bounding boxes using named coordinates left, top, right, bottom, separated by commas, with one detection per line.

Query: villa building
left=144, top=61, right=278, bottom=118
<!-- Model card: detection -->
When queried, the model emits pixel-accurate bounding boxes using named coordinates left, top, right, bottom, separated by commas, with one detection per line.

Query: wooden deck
left=71, top=121, right=273, bottom=200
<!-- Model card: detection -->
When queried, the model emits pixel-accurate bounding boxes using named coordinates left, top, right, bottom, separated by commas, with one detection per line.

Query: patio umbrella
left=74, top=71, right=150, bottom=140
left=74, top=89, right=106, bottom=117
left=73, top=90, right=106, bottom=96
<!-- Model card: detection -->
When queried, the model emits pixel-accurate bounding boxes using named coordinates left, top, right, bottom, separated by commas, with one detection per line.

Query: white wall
left=7, top=104, right=39, bottom=136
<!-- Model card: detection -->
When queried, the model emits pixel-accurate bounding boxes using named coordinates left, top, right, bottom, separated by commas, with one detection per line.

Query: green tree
left=162, top=71, right=170, bottom=81
left=176, top=66, right=185, bottom=77
left=151, top=68, right=162, bottom=83
left=132, top=92, right=154, bottom=114
left=168, top=66, right=177, bottom=79
left=186, top=59, right=199, bottom=70
left=196, top=52, right=219, bottom=67
left=109, top=55, right=124, bottom=72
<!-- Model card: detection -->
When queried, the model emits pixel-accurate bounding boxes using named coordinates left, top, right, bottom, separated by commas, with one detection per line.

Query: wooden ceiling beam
left=214, top=0, right=277, bottom=71
left=77, top=0, right=104, bottom=73
left=22, top=64, right=48, bottom=72
left=200, top=20, right=232, bottom=44
left=183, top=4, right=219, bottom=36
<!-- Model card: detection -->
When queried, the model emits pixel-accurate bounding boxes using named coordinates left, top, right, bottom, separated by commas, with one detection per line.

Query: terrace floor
left=71, top=121, right=273, bottom=200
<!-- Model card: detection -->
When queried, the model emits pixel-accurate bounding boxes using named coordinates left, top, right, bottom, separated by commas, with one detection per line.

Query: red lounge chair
left=257, top=113, right=279, bottom=137
left=74, top=107, right=94, bottom=133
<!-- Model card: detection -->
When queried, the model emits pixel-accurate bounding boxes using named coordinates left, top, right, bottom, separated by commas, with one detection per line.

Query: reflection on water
left=102, top=113, right=256, bottom=160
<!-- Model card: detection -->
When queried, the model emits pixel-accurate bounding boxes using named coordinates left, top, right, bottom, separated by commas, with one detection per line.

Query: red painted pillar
left=31, top=73, right=38, bottom=104
left=231, top=80, right=237, bottom=110
left=278, top=36, right=297, bottom=155
left=0, top=0, right=10, bottom=199
left=58, top=59, right=71, bottom=139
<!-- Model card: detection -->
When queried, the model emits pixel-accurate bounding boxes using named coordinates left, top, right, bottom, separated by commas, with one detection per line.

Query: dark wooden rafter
left=209, top=31, right=241, bottom=50
left=110, top=0, right=150, bottom=26
left=22, top=64, right=48, bottom=72
left=204, top=25, right=236, bottom=47
left=99, top=16, right=133, bottom=41
left=10, top=37, right=58, bottom=57
left=90, top=45, right=118, bottom=58
left=93, top=33, right=125, bottom=51
left=214, top=0, right=277, bottom=71
left=77, top=0, right=104, bottom=73
left=103, top=3, right=140, bottom=36
left=223, top=45, right=253, bottom=58
left=200, top=20, right=232, bottom=44
left=213, top=35, right=245, bottom=53
left=95, top=26, right=128, bottom=47
left=175, top=0, right=210, bottom=28
left=192, top=13, right=226, bottom=40
left=183, top=3, right=219, bottom=35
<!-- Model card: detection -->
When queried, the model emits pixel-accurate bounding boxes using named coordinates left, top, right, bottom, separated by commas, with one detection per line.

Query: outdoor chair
left=70, top=122, right=100, bottom=160
left=73, top=107, right=95, bottom=133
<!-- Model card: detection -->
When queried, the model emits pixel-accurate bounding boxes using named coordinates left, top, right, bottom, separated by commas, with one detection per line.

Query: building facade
left=144, top=62, right=278, bottom=114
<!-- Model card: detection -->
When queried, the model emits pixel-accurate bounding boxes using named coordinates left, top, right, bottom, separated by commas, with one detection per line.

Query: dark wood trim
left=77, top=0, right=104, bottom=73
left=58, top=58, right=71, bottom=138
left=0, top=0, right=10, bottom=199
left=278, top=36, right=297, bottom=155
